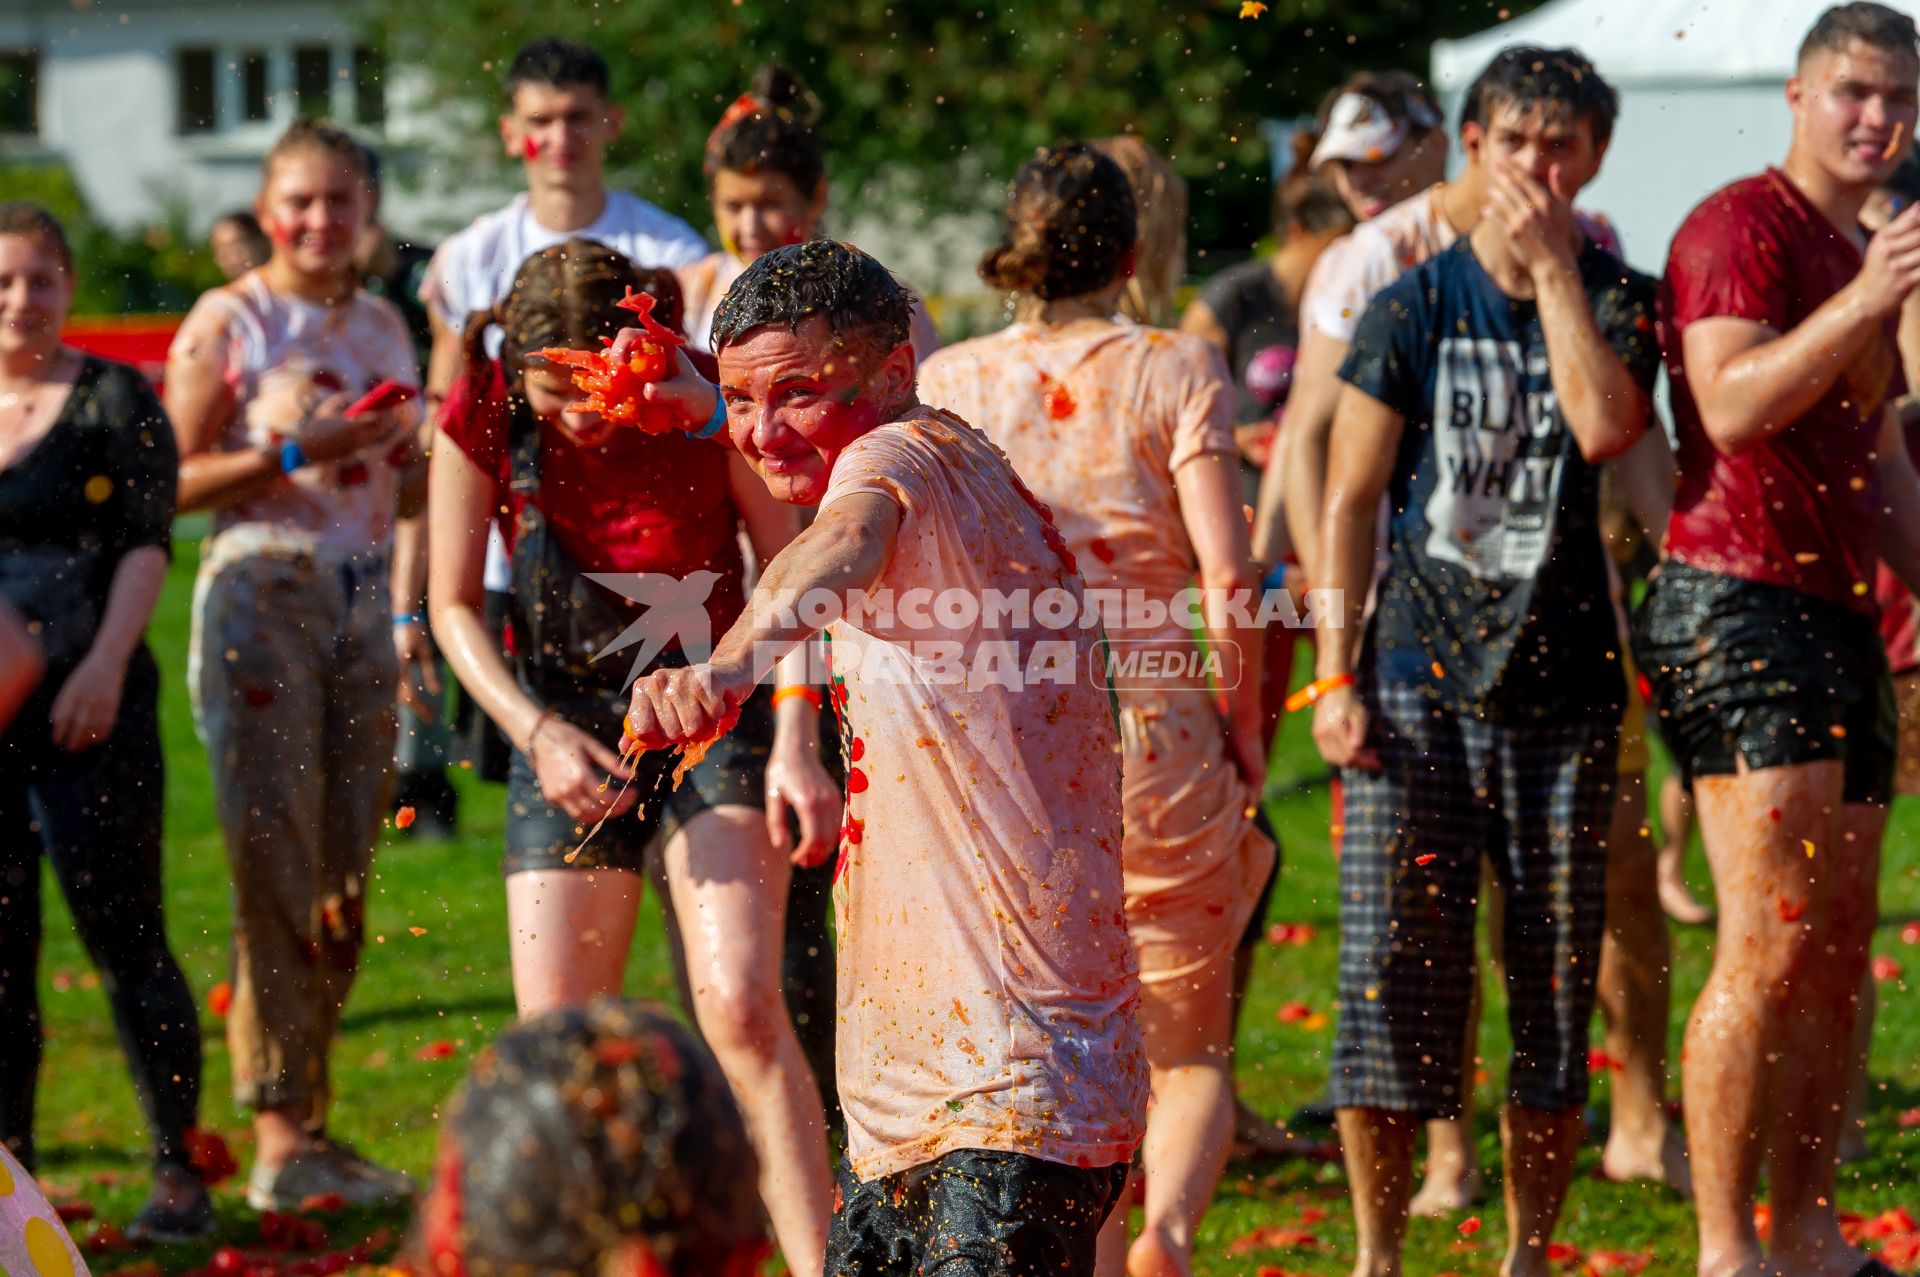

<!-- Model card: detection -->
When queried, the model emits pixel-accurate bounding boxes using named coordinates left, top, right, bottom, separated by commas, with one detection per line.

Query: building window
left=0, top=49, right=36, bottom=135
left=176, top=47, right=216, bottom=134
left=241, top=49, right=271, bottom=122
left=352, top=46, right=384, bottom=126
left=294, top=45, right=331, bottom=117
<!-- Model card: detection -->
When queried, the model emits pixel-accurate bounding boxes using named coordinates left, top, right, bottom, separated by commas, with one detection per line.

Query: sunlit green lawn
left=29, top=530, right=1920, bottom=1275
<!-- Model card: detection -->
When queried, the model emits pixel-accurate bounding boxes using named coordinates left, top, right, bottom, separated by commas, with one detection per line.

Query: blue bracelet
left=392, top=612, right=426, bottom=627
left=279, top=440, right=308, bottom=474
left=1261, top=563, right=1290, bottom=595
left=687, top=393, right=727, bottom=440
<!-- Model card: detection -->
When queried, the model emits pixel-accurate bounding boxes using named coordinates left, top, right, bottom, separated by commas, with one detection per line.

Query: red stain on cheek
left=521, top=136, right=540, bottom=160
left=265, top=217, right=297, bottom=249
left=1779, top=896, right=1805, bottom=922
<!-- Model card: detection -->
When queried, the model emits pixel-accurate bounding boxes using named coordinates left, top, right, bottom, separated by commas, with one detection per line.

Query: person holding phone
left=166, top=118, right=424, bottom=1211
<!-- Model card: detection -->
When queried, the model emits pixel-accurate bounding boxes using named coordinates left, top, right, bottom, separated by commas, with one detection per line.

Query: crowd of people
left=5, top=4, right=1920, bottom=1276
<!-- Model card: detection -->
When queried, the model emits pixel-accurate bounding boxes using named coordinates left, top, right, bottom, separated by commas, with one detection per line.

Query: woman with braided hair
left=427, top=239, right=835, bottom=1274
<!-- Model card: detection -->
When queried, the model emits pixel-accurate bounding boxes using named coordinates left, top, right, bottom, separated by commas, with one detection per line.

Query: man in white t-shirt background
left=420, top=37, right=706, bottom=391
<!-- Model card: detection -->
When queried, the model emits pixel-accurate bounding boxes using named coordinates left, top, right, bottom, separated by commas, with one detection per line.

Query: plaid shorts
left=1329, top=681, right=1616, bottom=1118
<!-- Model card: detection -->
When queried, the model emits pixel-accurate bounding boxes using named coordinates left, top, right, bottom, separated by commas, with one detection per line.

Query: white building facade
left=0, top=0, right=492, bottom=236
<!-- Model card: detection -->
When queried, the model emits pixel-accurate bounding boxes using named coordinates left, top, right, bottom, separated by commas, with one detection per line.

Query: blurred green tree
left=369, top=0, right=1538, bottom=256
left=3, top=160, right=220, bottom=316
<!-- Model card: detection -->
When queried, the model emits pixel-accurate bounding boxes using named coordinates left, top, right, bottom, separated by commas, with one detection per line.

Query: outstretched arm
left=625, top=491, right=902, bottom=749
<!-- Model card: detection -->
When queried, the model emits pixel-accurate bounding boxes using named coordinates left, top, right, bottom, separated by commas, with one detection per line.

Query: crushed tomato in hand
left=533, top=289, right=686, bottom=430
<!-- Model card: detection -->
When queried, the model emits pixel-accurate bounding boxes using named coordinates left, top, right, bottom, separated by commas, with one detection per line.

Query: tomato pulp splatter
left=534, top=289, right=687, bottom=431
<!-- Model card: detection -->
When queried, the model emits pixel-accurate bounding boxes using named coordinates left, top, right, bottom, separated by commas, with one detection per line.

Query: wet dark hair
left=465, top=237, right=679, bottom=383
left=504, top=37, right=610, bottom=101
left=705, top=63, right=826, bottom=198
left=1800, top=2, right=1920, bottom=65
left=0, top=201, right=74, bottom=275
left=429, top=999, right=763, bottom=1277
left=1274, top=139, right=1356, bottom=241
left=710, top=239, right=913, bottom=359
left=979, top=142, right=1137, bottom=302
left=1461, top=46, right=1620, bottom=150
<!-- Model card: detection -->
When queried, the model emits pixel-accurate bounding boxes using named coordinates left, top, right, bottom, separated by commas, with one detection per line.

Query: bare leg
left=1658, top=774, right=1712, bottom=925
left=1125, top=962, right=1238, bottom=1277
left=1838, top=970, right=1873, bottom=1164
left=1764, top=798, right=1885, bottom=1277
left=505, top=868, right=644, bottom=1017
left=1687, top=762, right=1872, bottom=1277
left=1339, top=1107, right=1417, bottom=1277
left=1413, top=867, right=1495, bottom=1218
left=1598, top=772, right=1689, bottom=1193
left=1501, top=1104, right=1585, bottom=1277
left=663, top=805, right=831, bottom=1277
left=1095, top=1174, right=1139, bottom=1277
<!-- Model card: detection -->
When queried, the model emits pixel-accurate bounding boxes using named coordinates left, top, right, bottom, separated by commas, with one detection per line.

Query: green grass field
left=27, top=531, right=1920, bottom=1276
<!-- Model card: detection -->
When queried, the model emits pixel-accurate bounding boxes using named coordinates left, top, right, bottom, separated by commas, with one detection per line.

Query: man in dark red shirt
left=1640, top=6, right=1920, bottom=1275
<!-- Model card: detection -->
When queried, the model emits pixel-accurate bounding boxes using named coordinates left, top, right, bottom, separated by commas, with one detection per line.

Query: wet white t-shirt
left=820, top=407, right=1146, bottom=1181
left=169, top=273, right=420, bottom=560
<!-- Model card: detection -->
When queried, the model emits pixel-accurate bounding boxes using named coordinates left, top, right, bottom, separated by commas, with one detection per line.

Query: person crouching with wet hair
left=415, top=999, right=767, bottom=1277
left=608, top=237, right=1147, bottom=1276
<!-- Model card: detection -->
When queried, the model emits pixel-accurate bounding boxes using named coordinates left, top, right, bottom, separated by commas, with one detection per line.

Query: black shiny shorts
left=825, top=1149, right=1129, bottom=1277
left=1634, top=562, right=1896, bottom=805
left=502, top=679, right=773, bottom=876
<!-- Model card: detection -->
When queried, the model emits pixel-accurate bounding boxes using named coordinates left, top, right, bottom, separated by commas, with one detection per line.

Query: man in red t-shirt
left=1639, top=6, right=1920, bottom=1275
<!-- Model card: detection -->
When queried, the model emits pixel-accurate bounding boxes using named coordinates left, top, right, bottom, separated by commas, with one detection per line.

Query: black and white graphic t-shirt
left=1339, top=236, right=1659, bottom=724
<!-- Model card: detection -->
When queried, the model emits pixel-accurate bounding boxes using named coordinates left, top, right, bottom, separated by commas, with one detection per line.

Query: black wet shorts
left=502, top=678, right=772, bottom=876
left=1634, top=562, right=1897, bottom=805
left=825, top=1149, right=1129, bottom=1277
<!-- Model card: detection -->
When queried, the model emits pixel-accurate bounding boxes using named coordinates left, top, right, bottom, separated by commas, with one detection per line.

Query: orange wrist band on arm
left=1284, top=673, right=1355, bottom=714
left=772, top=685, right=824, bottom=711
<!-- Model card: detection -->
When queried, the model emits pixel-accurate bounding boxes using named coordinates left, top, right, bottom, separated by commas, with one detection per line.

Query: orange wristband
left=772, top=685, right=824, bottom=711
left=1284, top=673, right=1355, bottom=714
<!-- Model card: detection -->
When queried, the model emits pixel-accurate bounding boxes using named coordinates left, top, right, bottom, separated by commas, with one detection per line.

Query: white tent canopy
left=1428, top=0, right=1918, bottom=264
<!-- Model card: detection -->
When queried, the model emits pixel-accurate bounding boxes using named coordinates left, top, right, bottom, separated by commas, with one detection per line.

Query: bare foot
left=1126, top=1224, right=1191, bottom=1277
left=1657, top=854, right=1712, bottom=925
left=1600, top=1127, right=1693, bottom=1198
left=1408, top=1166, right=1482, bottom=1218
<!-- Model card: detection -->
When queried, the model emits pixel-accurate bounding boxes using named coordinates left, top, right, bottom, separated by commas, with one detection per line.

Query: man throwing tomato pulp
left=619, top=239, right=1146, bottom=1277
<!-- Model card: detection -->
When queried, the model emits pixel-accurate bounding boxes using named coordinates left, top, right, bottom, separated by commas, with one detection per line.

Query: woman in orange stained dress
left=919, top=143, right=1272, bottom=1277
